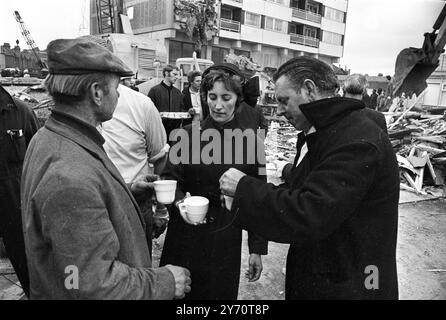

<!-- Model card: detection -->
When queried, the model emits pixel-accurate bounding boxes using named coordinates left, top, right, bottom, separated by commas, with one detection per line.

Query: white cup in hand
left=178, top=196, right=209, bottom=224
left=154, top=180, right=177, bottom=204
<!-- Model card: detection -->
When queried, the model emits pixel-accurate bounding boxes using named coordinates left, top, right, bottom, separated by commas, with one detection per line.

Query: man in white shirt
left=183, top=71, right=206, bottom=123
left=100, top=84, right=170, bottom=245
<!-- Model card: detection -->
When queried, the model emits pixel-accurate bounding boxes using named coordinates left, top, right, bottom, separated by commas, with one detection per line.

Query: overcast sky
left=0, top=0, right=444, bottom=76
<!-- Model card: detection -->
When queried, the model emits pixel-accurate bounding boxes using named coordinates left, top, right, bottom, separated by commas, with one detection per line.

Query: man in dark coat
left=370, top=89, right=378, bottom=109
left=0, top=85, right=39, bottom=296
left=148, top=65, right=186, bottom=139
left=220, top=56, right=400, bottom=300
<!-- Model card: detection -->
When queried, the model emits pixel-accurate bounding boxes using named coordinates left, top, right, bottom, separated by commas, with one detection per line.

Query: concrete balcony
left=222, top=0, right=243, bottom=8
left=290, top=34, right=319, bottom=48
left=220, top=18, right=241, bottom=33
left=291, top=8, right=322, bottom=24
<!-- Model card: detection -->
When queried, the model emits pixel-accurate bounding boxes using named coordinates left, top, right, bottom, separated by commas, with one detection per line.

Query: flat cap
left=46, top=38, right=133, bottom=77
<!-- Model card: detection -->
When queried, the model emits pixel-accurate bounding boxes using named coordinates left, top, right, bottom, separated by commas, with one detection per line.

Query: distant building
left=0, top=43, right=42, bottom=72
left=90, top=0, right=348, bottom=68
left=422, top=54, right=446, bottom=108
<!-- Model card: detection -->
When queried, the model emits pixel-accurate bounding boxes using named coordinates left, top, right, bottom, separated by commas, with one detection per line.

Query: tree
left=174, top=0, right=219, bottom=58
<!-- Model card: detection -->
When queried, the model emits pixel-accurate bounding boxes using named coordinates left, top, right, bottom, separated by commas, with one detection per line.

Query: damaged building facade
left=90, top=0, right=347, bottom=68
left=0, top=43, right=42, bottom=72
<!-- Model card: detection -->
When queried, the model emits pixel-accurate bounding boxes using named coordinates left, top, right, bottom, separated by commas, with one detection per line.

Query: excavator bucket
left=390, top=3, right=446, bottom=98
left=391, top=47, right=438, bottom=97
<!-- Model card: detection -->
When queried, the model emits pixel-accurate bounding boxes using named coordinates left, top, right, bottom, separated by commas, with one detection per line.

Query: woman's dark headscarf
left=202, top=63, right=260, bottom=108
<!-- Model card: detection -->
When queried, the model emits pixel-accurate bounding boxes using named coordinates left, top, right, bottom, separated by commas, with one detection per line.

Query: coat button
left=208, top=216, right=215, bottom=223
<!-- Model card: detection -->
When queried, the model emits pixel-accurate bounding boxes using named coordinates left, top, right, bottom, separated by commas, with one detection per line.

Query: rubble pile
left=264, top=121, right=298, bottom=163
left=263, top=105, right=446, bottom=197
left=387, top=110, right=446, bottom=196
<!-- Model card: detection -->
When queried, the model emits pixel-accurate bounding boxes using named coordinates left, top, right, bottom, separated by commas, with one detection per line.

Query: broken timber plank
left=415, top=136, right=446, bottom=145
left=415, top=144, right=446, bottom=155
left=426, top=157, right=438, bottom=184
left=397, top=154, right=418, bottom=174
left=403, top=171, right=419, bottom=192
left=388, top=90, right=427, bottom=130
left=415, top=166, right=425, bottom=192
left=400, top=183, right=418, bottom=193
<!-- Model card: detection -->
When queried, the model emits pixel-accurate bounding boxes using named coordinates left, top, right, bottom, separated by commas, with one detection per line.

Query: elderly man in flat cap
left=20, top=38, right=191, bottom=300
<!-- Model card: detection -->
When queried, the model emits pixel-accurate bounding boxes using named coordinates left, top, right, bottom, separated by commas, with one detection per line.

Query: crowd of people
left=0, top=37, right=400, bottom=300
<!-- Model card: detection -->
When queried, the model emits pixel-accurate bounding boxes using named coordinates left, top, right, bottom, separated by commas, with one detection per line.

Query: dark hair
left=273, top=56, right=339, bottom=94
left=187, top=70, right=202, bottom=84
left=163, top=65, right=179, bottom=77
left=201, top=70, right=243, bottom=108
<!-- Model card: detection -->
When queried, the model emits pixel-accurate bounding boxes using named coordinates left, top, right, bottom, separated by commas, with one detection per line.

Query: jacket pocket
left=7, top=129, right=26, bottom=162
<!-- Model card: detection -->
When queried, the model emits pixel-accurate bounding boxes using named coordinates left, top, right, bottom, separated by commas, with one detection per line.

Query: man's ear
left=303, top=79, right=318, bottom=101
left=89, top=82, right=104, bottom=106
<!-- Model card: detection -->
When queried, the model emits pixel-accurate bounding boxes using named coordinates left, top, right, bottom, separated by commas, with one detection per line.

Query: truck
left=91, top=33, right=213, bottom=95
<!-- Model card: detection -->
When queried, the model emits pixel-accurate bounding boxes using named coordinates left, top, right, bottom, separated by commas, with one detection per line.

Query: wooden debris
left=386, top=92, right=445, bottom=196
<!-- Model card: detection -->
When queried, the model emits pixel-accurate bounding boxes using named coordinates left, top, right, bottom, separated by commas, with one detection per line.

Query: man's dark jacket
left=234, top=97, right=399, bottom=299
left=0, top=85, right=39, bottom=296
left=148, top=81, right=185, bottom=112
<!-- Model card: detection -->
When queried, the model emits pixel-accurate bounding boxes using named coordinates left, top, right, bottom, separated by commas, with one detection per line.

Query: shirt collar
left=305, top=126, right=316, bottom=136
left=50, top=109, right=105, bottom=148
left=161, top=81, right=173, bottom=90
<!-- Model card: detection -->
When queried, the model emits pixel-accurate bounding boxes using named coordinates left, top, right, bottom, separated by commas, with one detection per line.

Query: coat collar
left=51, top=110, right=105, bottom=147
left=44, top=112, right=146, bottom=228
left=300, top=97, right=365, bottom=130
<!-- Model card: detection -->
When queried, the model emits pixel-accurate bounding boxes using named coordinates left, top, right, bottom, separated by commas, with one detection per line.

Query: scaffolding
left=96, top=0, right=116, bottom=34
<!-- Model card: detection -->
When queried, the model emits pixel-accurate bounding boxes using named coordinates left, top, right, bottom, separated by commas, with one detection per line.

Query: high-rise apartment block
left=91, top=0, right=348, bottom=68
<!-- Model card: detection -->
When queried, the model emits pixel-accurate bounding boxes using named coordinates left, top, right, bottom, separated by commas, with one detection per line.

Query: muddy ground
left=151, top=197, right=446, bottom=300
left=1, top=197, right=445, bottom=300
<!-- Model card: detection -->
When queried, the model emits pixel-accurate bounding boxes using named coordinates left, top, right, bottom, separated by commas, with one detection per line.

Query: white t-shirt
left=190, top=89, right=203, bottom=121
left=99, top=85, right=169, bottom=183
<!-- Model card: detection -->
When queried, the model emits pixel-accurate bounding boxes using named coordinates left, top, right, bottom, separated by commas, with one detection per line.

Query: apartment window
left=265, top=17, right=287, bottom=33
left=304, top=26, right=317, bottom=38
left=245, top=12, right=261, bottom=28
left=322, top=31, right=343, bottom=45
left=306, top=1, right=319, bottom=14
left=275, top=19, right=286, bottom=32
left=265, top=17, right=274, bottom=30
left=325, top=7, right=345, bottom=23
left=169, top=41, right=194, bottom=65
left=221, top=7, right=233, bottom=20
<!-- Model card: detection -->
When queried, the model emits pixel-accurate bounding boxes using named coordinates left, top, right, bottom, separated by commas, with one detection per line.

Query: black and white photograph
left=0, top=0, right=445, bottom=305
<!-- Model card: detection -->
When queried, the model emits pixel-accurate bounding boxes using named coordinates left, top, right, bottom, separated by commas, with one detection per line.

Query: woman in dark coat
left=160, top=66, right=268, bottom=300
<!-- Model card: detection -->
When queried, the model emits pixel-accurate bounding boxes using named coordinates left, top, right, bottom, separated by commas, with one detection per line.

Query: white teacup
left=154, top=180, right=177, bottom=204
left=224, top=195, right=234, bottom=211
left=179, top=196, right=209, bottom=224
